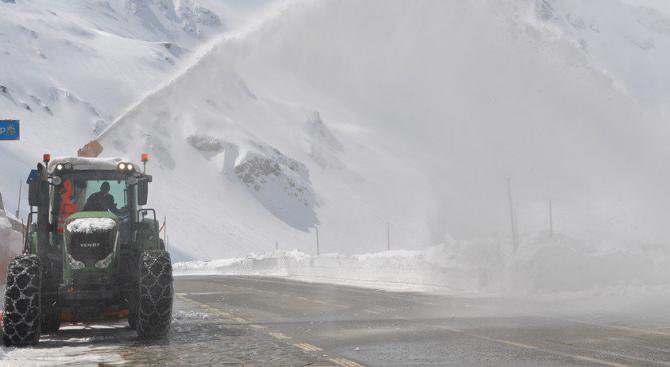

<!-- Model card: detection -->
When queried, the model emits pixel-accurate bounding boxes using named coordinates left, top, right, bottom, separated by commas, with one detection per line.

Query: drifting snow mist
left=98, top=0, right=670, bottom=258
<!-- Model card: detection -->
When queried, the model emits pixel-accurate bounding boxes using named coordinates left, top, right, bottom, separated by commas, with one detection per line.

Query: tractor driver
left=83, top=182, right=120, bottom=215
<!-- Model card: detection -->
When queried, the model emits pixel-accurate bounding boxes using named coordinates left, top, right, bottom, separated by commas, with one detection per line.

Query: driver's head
left=100, top=182, right=111, bottom=193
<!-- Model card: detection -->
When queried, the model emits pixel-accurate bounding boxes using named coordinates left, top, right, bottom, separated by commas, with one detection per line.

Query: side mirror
left=28, top=180, right=42, bottom=206
left=138, top=180, right=149, bottom=206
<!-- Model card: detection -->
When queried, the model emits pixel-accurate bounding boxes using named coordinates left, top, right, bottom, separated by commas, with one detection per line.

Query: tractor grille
left=72, top=271, right=112, bottom=290
left=68, top=230, right=116, bottom=265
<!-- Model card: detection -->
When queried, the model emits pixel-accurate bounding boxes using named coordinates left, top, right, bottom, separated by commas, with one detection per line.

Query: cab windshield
left=53, top=171, right=134, bottom=233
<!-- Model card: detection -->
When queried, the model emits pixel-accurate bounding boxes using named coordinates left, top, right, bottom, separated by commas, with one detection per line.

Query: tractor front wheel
left=3, top=255, right=42, bottom=347
left=41, top=307, right=61, bottom=333
left=136, top=250, right=173, bottom=339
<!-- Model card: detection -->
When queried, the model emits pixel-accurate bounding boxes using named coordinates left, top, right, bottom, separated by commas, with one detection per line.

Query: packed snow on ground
left=67, top=217, right=117, bottom=234
left=0, top=322, right=128, bottom=366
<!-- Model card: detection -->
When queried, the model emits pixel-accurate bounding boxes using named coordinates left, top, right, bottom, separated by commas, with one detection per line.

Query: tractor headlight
left=67, top=253, right=85, bottom=270
left=95, top=252, right=114, bottom=269
left=117, top=162, right=135, bottom=172
left=55, top=162, right=73, bottom=171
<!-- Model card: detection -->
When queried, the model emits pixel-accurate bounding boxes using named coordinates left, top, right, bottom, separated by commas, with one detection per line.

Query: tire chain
left=3, top=255, right=41, bottom=347
left=136, top=250, right=173, bottom=339
left=41, top=263, right=61, bottom=334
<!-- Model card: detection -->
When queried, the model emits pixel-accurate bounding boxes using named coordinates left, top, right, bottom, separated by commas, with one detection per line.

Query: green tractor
left=3, top=154, right=173, bottom=347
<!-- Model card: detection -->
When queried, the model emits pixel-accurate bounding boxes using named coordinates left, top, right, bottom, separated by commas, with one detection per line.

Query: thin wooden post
left=316, top=227, right=320, bottom=256
left=507, top=178, right=519, bottom=252
left=16, top=180, right=22, bottom=218
left=549, top=200, right=554, bottom=236
left=387, top=222, right=390, bottom=251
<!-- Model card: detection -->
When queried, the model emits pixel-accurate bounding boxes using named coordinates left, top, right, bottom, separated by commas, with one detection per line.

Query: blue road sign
left=0, top=120, right=20, bottom=140
left=27, top=169, right=39, bottom=184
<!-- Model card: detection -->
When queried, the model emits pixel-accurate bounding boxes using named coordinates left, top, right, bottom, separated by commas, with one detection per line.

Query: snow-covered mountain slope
left=97, top=0, right=670, bottom=260
left=0, top=0, right=276, bottom=214
left=532, top=0, right=670, bottom=112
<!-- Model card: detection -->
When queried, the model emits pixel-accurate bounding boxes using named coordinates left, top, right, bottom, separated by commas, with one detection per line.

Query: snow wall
left=175, top=231, right=670, bottom=295
left=0, top=209, right=24, bottom=283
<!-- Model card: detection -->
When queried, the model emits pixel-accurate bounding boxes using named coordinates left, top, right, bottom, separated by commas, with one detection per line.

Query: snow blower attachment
left=3, top=154, right=172, bottom=347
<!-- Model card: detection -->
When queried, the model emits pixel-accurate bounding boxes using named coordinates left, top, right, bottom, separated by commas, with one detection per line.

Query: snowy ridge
left=0, top=0, right=272, bottom=216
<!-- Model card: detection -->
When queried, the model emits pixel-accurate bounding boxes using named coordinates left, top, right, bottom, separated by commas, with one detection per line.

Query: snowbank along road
left=3, top=275, right=670, bottom=366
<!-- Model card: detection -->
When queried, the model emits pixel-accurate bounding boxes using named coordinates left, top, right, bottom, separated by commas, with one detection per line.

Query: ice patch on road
left=0, top=346, right=124, bottom=366
left=174, top=310, right=211, bottom=322
left=0, top=323, right=129, bottom=366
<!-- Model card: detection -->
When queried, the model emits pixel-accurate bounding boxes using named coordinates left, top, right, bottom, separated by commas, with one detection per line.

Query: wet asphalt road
left=3, top=275, right=670, bottom=366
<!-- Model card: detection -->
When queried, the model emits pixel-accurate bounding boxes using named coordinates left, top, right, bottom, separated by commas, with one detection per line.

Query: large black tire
left=128, top=311, right=137, bottom=330
left=136, top=250, right=173, bottom=339
left=3, top=255, right=41, bottom=347
left=40, top=306, right=60, bottom=333
left=128, top=288, right=138, bottom=329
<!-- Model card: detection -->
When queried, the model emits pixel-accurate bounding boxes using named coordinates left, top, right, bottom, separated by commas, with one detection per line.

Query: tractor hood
left=64, top=213, right=119, bottom=270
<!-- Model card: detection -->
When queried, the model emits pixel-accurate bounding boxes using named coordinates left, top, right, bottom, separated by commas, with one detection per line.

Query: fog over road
left=3, top=276, right=670, bottom=366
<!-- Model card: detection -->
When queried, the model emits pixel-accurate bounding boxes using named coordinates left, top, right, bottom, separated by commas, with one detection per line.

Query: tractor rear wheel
left=136, top=250, right=173, bottom=339
left=3, top=255, right=42, bottom=347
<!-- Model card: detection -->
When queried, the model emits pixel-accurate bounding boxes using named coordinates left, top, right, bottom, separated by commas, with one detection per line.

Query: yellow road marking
left=268, top=331, right=291, bottom=340
left=294, top=342, right=323, bottom=352
left=562, top=317, right=670, bottom=338
left=438, top=325, right=463, bottom=333
left=312, top=299, right=348, bottom=309
left=329, top=357, right=364, bottom=367
left=179, top=294, right=365, bottom=366
left=436, top=325, right=629, bottom=367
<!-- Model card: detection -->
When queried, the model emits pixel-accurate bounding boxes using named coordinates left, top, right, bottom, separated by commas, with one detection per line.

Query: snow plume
left=94, top=0, right=670, bottom=265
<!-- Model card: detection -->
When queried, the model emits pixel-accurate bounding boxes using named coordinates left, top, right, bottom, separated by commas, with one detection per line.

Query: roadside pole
left=16, top=180, right=22, bottom=218
left=387, top=222, right=390, bottom=251
left=507, top=178, right=519, bottom=252
left=316, top=227, right=320, bottom=256
left=548, top=200, right=554, bottom=236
